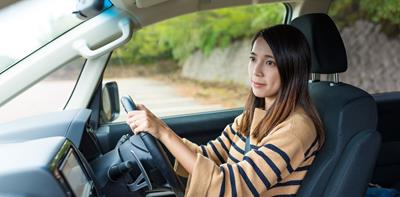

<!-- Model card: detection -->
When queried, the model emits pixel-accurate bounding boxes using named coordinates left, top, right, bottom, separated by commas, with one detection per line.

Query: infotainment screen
left=60, top=149, right=91, bottom=197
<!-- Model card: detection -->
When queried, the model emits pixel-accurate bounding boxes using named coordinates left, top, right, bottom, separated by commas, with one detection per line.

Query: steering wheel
left=121, top=96, right=184, bottom=196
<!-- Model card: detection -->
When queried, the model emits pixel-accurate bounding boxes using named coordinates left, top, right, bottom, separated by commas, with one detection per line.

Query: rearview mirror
left=100, top=81, right=120, bottom=123
left=74, top=0, right=105, bottom=19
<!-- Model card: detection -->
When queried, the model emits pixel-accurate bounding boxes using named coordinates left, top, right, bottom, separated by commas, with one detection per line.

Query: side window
left=104, top=3, right=285, bottom=122
left=328, top=0, right=400, bottom=93
left=0, top=58, right=85, bottom=123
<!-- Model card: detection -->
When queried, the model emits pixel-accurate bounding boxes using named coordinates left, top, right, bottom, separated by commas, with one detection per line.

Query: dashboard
left=0, top=109, right=100, bottom=197
left=0, top=109, right=178, bottom=197
left=0, top=136, right=98, bottom=196
left=56, top=142, right=94, bottom=196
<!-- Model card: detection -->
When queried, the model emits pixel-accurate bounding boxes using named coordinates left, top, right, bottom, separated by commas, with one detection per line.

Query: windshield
left=0, top=57, right=86, bottom=123
left=0, top=0, right=83, bottom=73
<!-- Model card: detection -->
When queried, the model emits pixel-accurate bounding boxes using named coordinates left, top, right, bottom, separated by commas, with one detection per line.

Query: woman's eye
left=249, top=56, right=255, bottom=62
left=266, top=60, right=274, bottom=66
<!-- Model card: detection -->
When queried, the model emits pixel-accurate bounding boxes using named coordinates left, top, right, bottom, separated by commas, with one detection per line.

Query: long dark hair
left=238, top=25, right=325, bottom=149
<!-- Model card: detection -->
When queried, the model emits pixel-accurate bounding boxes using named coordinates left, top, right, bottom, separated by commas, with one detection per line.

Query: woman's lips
left=252, top=81, right=266, bottom=88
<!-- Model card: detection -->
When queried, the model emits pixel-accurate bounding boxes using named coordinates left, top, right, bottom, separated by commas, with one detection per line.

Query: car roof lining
left=110, top=0, right=333, bottom=29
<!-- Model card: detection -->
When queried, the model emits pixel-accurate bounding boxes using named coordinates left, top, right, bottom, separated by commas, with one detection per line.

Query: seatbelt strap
left=245, top=136, right=251, bottom=154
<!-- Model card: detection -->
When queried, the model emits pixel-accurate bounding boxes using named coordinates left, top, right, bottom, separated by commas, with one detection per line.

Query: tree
left=111, top=3, right=284, bottom=65
left=329, top=0, right=400, bottom=36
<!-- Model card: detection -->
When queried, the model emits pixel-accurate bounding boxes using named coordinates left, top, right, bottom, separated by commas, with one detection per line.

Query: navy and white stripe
left=264, top=144, right=294, bottom=173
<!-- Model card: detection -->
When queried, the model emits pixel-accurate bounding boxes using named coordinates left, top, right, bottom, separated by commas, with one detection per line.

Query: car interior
left=290, top=13, right=380, bottom=196
left=0, top=0, right=397, bottom=196
left=372, top=92, right=400, bottom=190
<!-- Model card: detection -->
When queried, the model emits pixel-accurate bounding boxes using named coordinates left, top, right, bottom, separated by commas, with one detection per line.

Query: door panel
left=96, top=109, right=242, bottom=154
left=164, top=108, right=242, bottom=144
left=372, top=92, right=400, bottom=189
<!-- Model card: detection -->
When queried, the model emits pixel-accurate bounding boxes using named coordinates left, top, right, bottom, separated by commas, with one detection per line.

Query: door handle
left=74, top=18, right=132, bottom=59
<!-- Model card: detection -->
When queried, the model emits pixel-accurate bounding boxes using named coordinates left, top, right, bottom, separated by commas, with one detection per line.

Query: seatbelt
left=245, top=136, right=251, bottom=154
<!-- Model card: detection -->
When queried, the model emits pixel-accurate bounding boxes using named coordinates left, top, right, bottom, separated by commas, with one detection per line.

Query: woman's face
left=248, top=37, right=281, bottom=106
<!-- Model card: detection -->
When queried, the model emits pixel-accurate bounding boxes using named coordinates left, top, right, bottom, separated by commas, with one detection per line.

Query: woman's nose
left=253, top=62, right=263, bottom=77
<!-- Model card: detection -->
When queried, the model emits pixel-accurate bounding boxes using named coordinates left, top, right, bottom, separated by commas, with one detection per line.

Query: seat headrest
left=290, top=13, right=347, bottom=74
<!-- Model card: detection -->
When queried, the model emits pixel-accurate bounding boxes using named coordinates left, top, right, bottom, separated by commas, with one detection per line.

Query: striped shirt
left=174, top=106, right=320, bottom=196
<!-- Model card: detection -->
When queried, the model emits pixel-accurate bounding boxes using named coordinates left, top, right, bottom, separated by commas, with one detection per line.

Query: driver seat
left=290, top=13, right=381, bottom=196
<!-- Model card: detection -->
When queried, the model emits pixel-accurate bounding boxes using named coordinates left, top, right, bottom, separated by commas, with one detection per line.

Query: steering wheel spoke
left=127, top=150, right=153, bottom=191
left=128, top=172, right=151, bottom=191
left=139, top=133, right=185, bottom=196
left=119, top=96, right=184, bottom=196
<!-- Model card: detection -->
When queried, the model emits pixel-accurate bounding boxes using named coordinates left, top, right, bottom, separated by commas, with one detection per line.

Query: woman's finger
left=129, top=122, right=138, bottom=131
left=130, top=116, right=140, bottom=123
left=126, top=118, right=133, bottom=124
left=136, top=116, right=148, bottom=125
left=133, top=124, right=147, bottom=134
left=127, top=110, right=144, bottom=118
left=127, top=111, right=137, bottom=117
left=135, top=119, right=148, bottom=130
left=127, top=112, right=145, bottom=123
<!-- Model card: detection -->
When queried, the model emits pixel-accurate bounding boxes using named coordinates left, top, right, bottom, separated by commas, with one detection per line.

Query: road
left=108, top=78, right=224, bottom=122
left=0, top=78, right=225, bottom=123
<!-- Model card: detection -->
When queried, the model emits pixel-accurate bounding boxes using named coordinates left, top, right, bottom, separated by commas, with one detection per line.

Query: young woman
left=126, top=24, right=325, bottom=196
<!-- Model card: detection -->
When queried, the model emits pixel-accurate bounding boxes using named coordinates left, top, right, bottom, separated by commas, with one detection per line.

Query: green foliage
left=360, top=0, right=400, bottom=24
left=110, top=26, right=172, bottom=65
left=110, top=3, right=284, bottom=65
left=329, top=0, right=400, bottom=35
left=112, top=1, right=400, bottom=66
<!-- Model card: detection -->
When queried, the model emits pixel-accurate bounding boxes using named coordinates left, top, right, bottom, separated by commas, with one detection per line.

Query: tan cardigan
left=174, top=106, right=320, bottom=196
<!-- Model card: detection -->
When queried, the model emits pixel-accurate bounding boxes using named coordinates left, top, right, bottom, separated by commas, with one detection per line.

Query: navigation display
left=60, top=149, right=91, bottom=197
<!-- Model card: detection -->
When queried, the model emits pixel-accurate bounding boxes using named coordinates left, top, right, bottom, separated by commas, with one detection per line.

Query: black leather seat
left=290, top=13, right=381, bottom=197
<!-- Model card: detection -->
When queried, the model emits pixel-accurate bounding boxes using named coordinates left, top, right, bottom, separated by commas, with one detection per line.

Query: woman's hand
left=126, top=104, right=170, bottom=139
left=127, top=104, right=197, bottom=174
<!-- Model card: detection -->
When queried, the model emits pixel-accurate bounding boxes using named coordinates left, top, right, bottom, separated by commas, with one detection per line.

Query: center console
left=53, top=140, right=98, bottom=197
